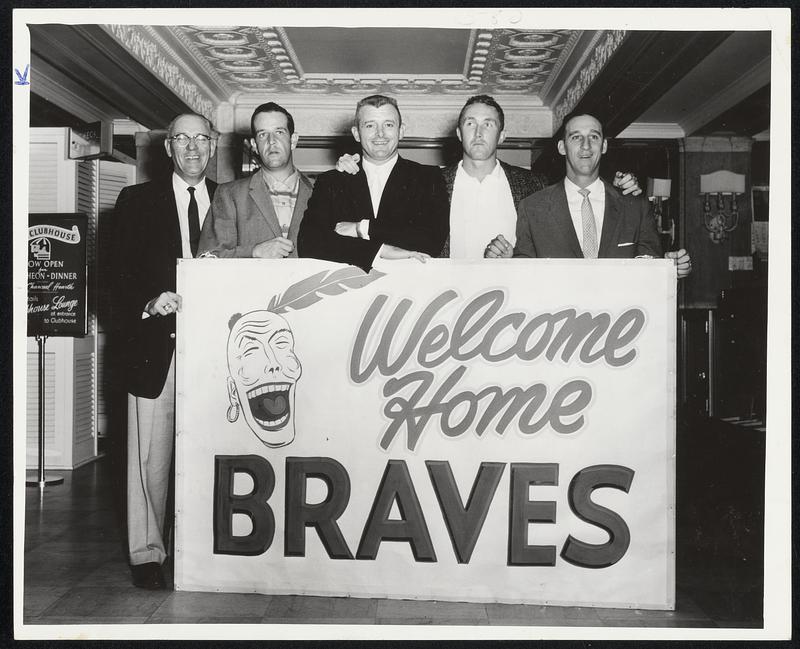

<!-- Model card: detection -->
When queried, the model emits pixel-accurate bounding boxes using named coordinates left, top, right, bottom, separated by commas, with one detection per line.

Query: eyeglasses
left=169, top=133, right=214, bottom=147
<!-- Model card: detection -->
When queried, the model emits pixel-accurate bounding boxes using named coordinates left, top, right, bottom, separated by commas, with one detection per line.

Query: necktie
left=187, top=186, right=200, bottom=257
left=578, top=188, right=598, bottom=259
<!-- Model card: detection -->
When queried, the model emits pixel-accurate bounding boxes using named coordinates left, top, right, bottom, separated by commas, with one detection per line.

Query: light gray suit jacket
left=198, top=170, right=313, bottom=258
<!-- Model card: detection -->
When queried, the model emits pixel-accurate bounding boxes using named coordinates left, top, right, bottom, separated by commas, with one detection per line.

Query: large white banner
left=175, top=258, right=676, bottom=609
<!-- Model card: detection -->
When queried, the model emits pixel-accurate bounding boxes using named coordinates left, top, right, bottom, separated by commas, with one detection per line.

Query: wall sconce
left=700, top=170, right=746, bottom=244
left=646, top=178, right=673, bottom=246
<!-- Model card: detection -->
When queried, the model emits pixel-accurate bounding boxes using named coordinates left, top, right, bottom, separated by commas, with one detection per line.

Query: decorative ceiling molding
left=147, top=26, right=575, bottom=101
left=538, top=30, right=585, bottom=100
left=552, top=30, right=626, bottom=128
left=29, top=24, right=771, bottom=145
left=146, top=25, right=232, bottom=100
left=103, top=24, right=217, bottom=119
left=466, top=29, right=573, bottom=95
left=570, top=31, right=735, bottom=139
left=30, top=24, right=192, bottom=129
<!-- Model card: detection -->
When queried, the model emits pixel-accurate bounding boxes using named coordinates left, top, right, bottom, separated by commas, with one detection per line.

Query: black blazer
left=112, top=176, right=217, bottom=398
left=297, top=156, right=449, bottom=270
left=514, top=180, right=662, bottom=259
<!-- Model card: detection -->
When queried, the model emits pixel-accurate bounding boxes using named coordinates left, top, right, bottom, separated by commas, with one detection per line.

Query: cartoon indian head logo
left=226, top=310, right=302, bottom=448
left=224, top=265, right=385, bottom=448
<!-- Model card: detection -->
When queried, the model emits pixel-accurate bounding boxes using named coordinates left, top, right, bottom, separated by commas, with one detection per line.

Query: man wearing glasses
left=198, top=102, right=313, bottom=258
left=112, top=113, right=217, bottom=589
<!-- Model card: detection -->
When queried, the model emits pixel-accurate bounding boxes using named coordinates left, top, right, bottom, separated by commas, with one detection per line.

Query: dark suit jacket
left=514, top=179, right=663, bottom=259
left=112, top=176, right=217, bottom=398
left=197, top=170, right=313, bottom=258
left=297, top=156, right=449, bottom=270
left=438, top=160, right=547, bottom=258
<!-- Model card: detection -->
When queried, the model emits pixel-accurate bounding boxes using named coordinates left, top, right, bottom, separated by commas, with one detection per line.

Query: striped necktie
left=578, top=187, right=598, bottom=259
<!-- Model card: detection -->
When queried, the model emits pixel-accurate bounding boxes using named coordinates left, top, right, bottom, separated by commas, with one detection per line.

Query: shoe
left=131, top=562, right=166, bottom=590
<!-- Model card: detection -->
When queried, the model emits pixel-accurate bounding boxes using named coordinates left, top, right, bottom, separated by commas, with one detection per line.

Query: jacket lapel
left=376, top=156, right=407, bottom=219
left=160, top=178, right=182, bottom=258
left=201, top=178, right=218, bottom=237
left=442, top=163, right=457, bottom=204
left=287, top=173, right=313, bottom=245
left=599, top=180, right=621, bottom=257
left=205, top=178, right=217, bottom=201
left=499, top=161, right=521, bottom=207
left=551, top=183, right=584, bottom=258
left=353, top=165, right=375, bottom=220
left=248, top=172, right=283, bottom=239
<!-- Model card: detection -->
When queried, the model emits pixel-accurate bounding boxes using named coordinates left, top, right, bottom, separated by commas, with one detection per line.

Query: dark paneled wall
left=680, top=138, right=757, bottom=309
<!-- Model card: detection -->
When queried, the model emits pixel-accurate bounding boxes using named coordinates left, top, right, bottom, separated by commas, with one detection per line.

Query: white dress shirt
left=362, top=154, right=398, bottom=218
left=172, top=172, right=211, bottom=259
left=357, top=154, right=399, bottom=252
left=564, top=176, right=605, bottom=250
left=450, top=161, right=518, bottom=260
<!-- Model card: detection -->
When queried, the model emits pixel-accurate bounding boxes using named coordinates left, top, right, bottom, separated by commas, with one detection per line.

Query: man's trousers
left=127, top=355, right=175, bottom=566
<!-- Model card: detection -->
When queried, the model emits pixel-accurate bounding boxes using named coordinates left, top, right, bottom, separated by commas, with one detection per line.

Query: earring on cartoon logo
left=225, top=388, right=240, bottom=423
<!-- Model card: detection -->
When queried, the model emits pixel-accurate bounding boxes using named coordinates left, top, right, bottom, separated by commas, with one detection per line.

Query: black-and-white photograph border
left=11, top=6, right=792, bottom=642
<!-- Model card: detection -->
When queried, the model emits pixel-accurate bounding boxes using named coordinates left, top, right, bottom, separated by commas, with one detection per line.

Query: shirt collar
left=362, top=153, right=398, bottom=178
left=172, top=172, right=206, bottom=195
left=261, top=166, right=298, bottom=191
left=564, top=175, right=603, bottom=197
left=457, top=159, right=503, bottom=182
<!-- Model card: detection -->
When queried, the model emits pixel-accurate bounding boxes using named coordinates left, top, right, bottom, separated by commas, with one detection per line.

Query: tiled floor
left=22, top=453, right=763, bottom=630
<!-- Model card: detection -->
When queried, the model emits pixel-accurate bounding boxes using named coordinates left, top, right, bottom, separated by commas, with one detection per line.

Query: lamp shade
left=700, top=170, right=746, bottom=195
left=646, top=178, right=671, bottom=201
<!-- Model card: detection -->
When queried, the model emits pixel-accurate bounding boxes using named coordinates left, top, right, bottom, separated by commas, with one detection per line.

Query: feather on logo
left=267, top=266, right=386, bottom=314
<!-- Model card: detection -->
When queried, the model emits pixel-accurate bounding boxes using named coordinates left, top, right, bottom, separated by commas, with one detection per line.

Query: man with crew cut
left=298, top=94, right=449, bottom=270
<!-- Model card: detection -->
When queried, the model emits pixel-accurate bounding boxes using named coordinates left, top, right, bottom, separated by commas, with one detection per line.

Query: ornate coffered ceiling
left=101, top=24, right=616, bottom=137
left=162, top=26, right=578, bottom=97
left=28, top=20, right=772, bottom=143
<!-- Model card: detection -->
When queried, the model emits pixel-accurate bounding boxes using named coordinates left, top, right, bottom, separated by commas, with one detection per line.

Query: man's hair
left=251, top=102, right=295, bottom=137
left=556, top=110, right=606, bottom=141
left=457, top=95, right=505, bottom=131
left=166, top=113, right=216, bottom=138
left=354, top=95, right=402, bottom=126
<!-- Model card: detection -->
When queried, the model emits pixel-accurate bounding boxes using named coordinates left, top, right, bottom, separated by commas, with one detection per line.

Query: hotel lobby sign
left=27, top=214, right=88, bottom=337
left=175, top=258, right=676, bottom=609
